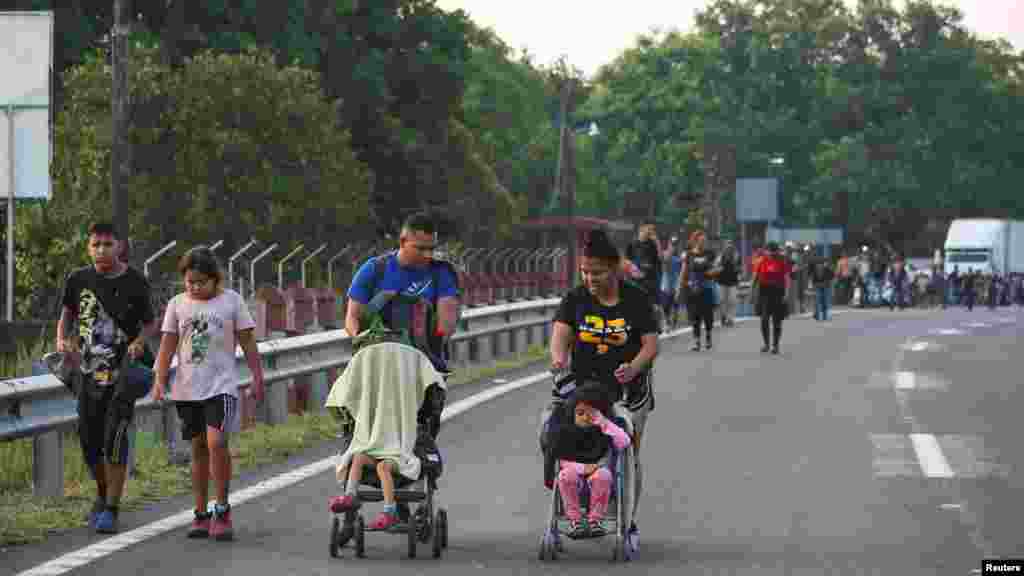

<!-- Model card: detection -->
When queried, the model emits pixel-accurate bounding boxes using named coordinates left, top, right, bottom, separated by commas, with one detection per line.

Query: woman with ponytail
left=548, top=228, right=658, bottom=547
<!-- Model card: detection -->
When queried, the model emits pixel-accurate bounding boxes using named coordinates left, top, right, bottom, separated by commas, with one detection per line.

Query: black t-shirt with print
left=61, top=265, right=154, bottom=379
left=685, top=249, right=717, bottom=293
left=554, top=281, right=657, bottom=394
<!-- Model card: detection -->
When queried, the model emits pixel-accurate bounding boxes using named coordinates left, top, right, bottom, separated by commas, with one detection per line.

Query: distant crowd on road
left=822, top=247, right=1024, bottom=312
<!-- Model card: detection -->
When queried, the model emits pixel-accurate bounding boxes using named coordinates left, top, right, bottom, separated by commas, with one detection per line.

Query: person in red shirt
left=754, top=242, right=793, bottom=354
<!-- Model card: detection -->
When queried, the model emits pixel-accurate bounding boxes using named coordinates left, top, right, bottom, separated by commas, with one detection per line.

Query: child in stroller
left=557, top=387, right=631, bottom=538
left=324, top=340, right=449, bottom=559
left=539, top=375, right=635, bottom=561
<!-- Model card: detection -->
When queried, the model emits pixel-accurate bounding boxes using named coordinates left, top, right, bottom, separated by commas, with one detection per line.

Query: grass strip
left=0, top=344, right=549, bottom=547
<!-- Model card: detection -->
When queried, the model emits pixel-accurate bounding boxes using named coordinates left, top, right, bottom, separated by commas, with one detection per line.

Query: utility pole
left=703, top=143, right=734, bottom=247
left=703, top=145, right=716, bottom=241
left=555, top=76, right=574, bottom=286
left=111, top=0, right=131, bottom=241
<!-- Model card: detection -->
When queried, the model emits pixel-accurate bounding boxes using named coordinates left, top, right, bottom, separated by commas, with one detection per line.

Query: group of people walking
left=939, top=267, right=1024, bottom=311
left=55, top=221, right=265, bottom=539
left=622, top=223, right=801, bottom=355
left=49, top=215, right=799, bottom=554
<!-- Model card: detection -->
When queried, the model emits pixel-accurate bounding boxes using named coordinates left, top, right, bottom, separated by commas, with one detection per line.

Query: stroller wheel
left=330, top=517, right=340, bottom=558
left=416, top=506, right=432, bottom=543
left=625, top=526, right=638, bottom=560
left=354, top=515, right=366, bottom=558
left=432, top=509, right=444, bottom=558
left=407, top=516, right=418, bottom=559
left=438, top=508, right=449, bottom=549
left=538, top=530, right=558, bottom=562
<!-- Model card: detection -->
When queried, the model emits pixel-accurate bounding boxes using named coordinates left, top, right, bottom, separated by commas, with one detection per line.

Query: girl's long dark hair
left=177, top=246, right=225, bottom=287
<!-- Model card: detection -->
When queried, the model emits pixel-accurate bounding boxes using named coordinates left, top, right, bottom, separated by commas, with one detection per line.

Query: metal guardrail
left=2, top=281, right=794, bottom=499
left=0, top=296, right=563, bottom=498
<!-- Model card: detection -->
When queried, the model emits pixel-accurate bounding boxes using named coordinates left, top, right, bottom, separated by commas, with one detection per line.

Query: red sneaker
left=210, top=506, right=233, bottom=541
left=328, top=494, right=361, bottom=514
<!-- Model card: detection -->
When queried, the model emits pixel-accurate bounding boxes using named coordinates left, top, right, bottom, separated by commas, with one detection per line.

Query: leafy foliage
left=579, top=0, right=1024, bottom=251
left=19, top=45, right=370, bottom=317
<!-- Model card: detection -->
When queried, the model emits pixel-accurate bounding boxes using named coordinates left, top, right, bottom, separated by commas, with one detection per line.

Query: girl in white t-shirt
left=154, top=247, right=265, bottom=542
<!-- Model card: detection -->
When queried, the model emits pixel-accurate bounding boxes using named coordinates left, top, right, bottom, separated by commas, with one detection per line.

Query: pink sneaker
left=367, top=511, right=400, bottom=531
left=187, top=512, right=211, bottom=538
left=210, top=507, right=233, bottom=541
left=328, top=494, right=361, bottom=514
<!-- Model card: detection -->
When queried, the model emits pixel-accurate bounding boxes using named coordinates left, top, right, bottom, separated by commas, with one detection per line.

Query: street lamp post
left=301, top=243, right=328, bottom=288
left=327, top=246, right=354, bottom=293
left=250, top=244, right=278, bottom=300
left=228, top=239, right=257, bottom=292
left=278, top=244, right=305, bottom=290
left=143, top=240, right=178, bottom=278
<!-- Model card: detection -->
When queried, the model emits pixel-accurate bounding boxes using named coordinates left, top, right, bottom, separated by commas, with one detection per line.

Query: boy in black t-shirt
left=56, top=222, right=156, bottom=534
left=549, top=229, right=658, bottom=547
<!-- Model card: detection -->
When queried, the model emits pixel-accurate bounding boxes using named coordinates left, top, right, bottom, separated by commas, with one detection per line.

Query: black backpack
left=361, top=251, right=462, bottom=363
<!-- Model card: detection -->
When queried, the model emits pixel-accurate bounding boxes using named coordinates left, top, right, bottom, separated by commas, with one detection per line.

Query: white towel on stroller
left=325, top=341, right=446, bottom=483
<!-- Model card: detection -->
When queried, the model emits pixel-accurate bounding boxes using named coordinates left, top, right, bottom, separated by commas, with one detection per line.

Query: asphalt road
left=7, top=305, right=1023, bottom=575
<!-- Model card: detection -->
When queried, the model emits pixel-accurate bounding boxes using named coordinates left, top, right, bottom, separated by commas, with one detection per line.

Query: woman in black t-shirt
left=550, top=233, right=658, bottom=404
left=549, top=229, right=658, bottom=539
left=679, top=230, right=719, bottom=351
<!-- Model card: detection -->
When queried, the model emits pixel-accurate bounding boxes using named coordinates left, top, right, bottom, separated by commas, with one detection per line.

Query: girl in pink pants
left=558, top=401, right=631, bottom=538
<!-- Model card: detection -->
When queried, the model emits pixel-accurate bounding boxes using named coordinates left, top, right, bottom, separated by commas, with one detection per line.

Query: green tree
left=18, top=45, right=371, bottom=317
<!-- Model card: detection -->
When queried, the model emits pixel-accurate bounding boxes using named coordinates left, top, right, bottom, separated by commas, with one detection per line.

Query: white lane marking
left=893, top=371, right=916, bottom=390
left=937, top=434, right=1008, bottom=479
left=929, top=328, right=965, bottom=336
left=441, top=372, right=549, bottom=420
left=13, top=308, right=846, bottom=576
left=870, top=434, right=919, bottom=477
left=890, top=371, right=947, bottom=392
left=910, top=433, right=954, bottom=478
left=901, top=338, right=948, bottom=352
left=963, top=322, right=991, bottom=329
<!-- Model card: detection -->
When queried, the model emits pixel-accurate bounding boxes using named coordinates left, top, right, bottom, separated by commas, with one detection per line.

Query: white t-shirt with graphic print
left=162, top=289, right=256, bottom=402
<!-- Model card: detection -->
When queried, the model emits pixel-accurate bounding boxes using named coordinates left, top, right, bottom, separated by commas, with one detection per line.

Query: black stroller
left=325, top=341, right=450, bottom=559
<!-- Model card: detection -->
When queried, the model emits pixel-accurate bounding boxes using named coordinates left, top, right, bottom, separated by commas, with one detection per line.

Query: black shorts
left=757, top=284, right=787, bottom=318
left=175, top=394, right=240, bottom=441
left=76, top=381, right=135, bottom=470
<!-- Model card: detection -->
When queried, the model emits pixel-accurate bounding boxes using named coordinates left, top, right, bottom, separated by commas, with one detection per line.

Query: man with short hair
left=340, top=212, right=458, bottom=526
left=808, top=246, right=835, bottom=320
left=56, top=222, right=156, bottom=534
left=345, top=212, right=459, bottom=344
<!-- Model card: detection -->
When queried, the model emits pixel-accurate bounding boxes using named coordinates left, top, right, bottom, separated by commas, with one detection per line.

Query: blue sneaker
left=85, top=499, right=105, bottom=528
left=95, top=509, right=119, bottom=534
left=627, top=522, right=640, bottom=554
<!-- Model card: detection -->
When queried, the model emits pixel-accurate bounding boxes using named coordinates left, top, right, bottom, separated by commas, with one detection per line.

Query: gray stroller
left=538, top=371, right=636, bottom=562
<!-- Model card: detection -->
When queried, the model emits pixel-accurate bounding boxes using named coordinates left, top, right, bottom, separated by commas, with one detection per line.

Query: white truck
left=943, top=218, right=1024, bottom=276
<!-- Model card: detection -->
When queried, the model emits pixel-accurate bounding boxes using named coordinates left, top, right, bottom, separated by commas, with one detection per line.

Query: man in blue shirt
left=345, top=212, right=459, bottom=345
